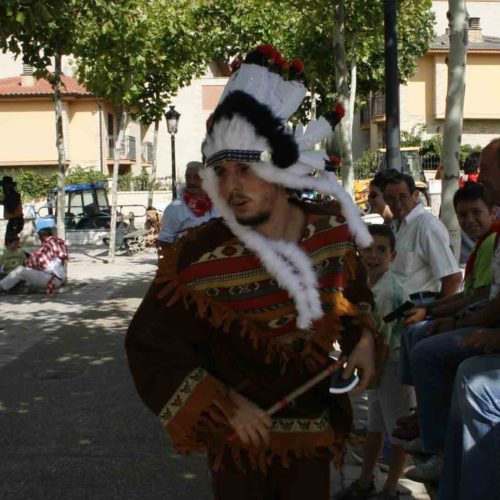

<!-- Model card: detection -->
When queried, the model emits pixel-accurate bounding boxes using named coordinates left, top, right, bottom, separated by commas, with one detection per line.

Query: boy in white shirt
left=338, top=224, right=413, bottom=500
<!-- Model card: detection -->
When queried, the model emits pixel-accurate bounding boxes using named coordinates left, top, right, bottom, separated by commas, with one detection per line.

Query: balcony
left=108, top=135, right=136, bottom=161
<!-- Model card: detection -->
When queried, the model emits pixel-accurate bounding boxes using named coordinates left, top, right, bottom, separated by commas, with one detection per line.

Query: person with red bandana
left=157, top=161, right=217, bottom=244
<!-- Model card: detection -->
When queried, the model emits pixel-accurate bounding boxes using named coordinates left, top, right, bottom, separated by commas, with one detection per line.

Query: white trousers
left=0, top=266, right=61, bottom=292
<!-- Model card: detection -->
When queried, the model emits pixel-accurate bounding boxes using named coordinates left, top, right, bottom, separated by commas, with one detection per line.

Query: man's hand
left=429, top=316, right=456, bottom=335
left=224, top=390, right=272, bottom=448
left=343, top=329, right=375, bottom=392
left=461, top=329, right=500, bottom=353
left=403, top=307, right=427, bottom=327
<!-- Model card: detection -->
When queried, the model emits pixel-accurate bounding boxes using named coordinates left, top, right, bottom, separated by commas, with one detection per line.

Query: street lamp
left=165, top=105, right=181, bottom=199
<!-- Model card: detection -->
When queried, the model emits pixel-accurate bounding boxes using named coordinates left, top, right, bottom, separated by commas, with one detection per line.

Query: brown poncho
left=126, top=202, right=375, bottom=471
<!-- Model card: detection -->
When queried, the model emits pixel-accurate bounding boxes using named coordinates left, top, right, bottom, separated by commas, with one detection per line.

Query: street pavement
left=0, top=247, right=429, bottom=500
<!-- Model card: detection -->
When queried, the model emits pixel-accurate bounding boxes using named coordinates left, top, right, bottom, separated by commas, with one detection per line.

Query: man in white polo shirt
left=384, top=172, right=461, bottom=301
left=158, top=161, right=218, bottom=244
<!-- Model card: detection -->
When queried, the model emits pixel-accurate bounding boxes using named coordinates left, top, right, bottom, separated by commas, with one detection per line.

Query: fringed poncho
left=126, top=201, right=376, bottom=471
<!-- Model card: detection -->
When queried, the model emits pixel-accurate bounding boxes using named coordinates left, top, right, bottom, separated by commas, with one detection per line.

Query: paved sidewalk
left=0, top=247, right=430, bottom=499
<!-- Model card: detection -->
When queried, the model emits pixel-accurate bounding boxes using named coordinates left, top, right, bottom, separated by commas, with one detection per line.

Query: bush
left=354, top=149, right=378, bottom=179
left=460, top=143, right=482, bottom=166
left=66, top=166, right=107, bottom=186
left=401, top=124, right=425, bottom=147
left=17, top=170, right=57, bottom=201
left=117, top=172, right=133, bottom=191
left=117, top=171, right=150, bottom=191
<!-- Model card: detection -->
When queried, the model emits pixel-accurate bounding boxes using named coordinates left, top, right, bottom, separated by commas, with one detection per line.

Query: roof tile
left=0, top=74, right=92, bottom=97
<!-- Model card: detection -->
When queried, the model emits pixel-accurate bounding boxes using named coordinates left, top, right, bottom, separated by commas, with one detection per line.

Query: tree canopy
left=194, top=0, right=435, bottom=114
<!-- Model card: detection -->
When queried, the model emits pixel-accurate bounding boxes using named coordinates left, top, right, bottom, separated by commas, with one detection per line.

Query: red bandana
left=183, top=190, right=213, bottom=217
left=464, top=220, right=500, bottom=279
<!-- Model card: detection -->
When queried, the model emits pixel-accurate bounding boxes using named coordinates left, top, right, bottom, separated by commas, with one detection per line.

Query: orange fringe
left=155, top=237, right=375, bottom=373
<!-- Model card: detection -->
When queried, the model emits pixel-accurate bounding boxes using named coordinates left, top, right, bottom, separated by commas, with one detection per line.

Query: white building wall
left=432, top=0, right=500, bottom=36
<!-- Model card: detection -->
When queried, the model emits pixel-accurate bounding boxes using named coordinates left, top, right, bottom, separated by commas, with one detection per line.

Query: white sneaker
left=405, top=452, right=444, bottom=483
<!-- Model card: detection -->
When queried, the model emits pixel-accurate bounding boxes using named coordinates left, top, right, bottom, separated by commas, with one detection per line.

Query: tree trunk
left=349, top=39, right=357, bottom=141
left=441, top=0, right=468, bottom=261
left=147, top=117, right=160, bottom=208
left=332, top=0, right=354, bottom=197
left=54, top=50, right=66, bottom=240
left=108, top=108, right=128, bottom=263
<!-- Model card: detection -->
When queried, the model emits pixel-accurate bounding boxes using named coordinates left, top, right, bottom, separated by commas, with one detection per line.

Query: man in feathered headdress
left=126, top=45, right=377, bottom=498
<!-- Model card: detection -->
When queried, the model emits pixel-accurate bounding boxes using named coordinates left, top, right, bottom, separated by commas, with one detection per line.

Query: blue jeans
left=399, top=320, right=432, bottom=386
left=410, top=326, right=478, bottom=452
left=439, top=354, right=500, bottom=500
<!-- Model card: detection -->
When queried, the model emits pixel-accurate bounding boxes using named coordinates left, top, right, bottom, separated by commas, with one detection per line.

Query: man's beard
left=236, top=211, right=271, bottom=227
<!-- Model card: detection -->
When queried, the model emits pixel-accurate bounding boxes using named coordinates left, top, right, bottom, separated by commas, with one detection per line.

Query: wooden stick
left=228, top=357, right=345, bottom=443
left=265, top=357, right=344, bottom=416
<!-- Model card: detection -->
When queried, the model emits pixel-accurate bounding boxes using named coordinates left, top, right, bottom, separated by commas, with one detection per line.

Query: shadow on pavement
left=0, top=262, right=212, bottom=499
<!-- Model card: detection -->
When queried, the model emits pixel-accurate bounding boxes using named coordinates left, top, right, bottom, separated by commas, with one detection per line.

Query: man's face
left=478, top=145, right=500, bottom=205
left=185, top=167, right=204, bottom=196
left=359, top=234, right=396, bottom=279
left=367, top=185, right=386, bottom=214
left=213, top=160, right=281, bottom=227
left=455, top=199, right=497, bottom=240
left=384, top=181, right=419, bottom=221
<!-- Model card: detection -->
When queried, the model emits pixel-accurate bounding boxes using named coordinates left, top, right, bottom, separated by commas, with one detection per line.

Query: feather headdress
left=201, top=45, right=372, bottom=329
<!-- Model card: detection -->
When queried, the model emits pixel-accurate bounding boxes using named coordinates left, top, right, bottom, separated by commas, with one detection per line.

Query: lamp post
left=165, top=105, right=181, bottom=199
left=383, top=0, right=401, bottom=171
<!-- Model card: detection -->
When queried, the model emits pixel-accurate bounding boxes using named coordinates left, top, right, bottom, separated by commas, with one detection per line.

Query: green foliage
left=0, top=1, right=66, bottom=54
left=353, top=149, right=378, bottom=179
left=65, top=167, right=108, bottom=186
left=401, top=124, right=426, bottom=147
left=194, top=0, right=435, bottom=115
left=74, top=0, right=207, bottom=123
left=0, top=0, right=82, bottom=79
left=16, top=170, right=57, bottom=201
left=420, top=134, right=442, bottom=158
left=116, top=172, right=149, bottom=191
left=460, top=143, right=482, bottom=166
left=132, top=0, right=209, bottom=125
left=15, top=167, right=109, bottom=201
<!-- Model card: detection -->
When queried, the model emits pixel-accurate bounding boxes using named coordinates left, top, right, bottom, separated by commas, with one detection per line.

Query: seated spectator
left=439, top=330, right=500, bottom=500
left=338, top=225, right=413, bottom=500
left=400, top=138, right=500, bottom=484
left=0, top=227, right=68, bottom=294
left=384, top=171, right=461, bottom=301
left=459, top=151, right=480, bottom=188
left=367, top=170, right=394, bottom=224
left=394, top=182, right=498, bottom=443
left=144, top=206, right=161, bottom=247
left=404, top=182, right=498, bottom=328
left=0, top=232, right=26, bottom=279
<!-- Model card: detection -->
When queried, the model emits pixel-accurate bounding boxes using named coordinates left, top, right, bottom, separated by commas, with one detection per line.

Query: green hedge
left=14, top=167, right=156, bottom=201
